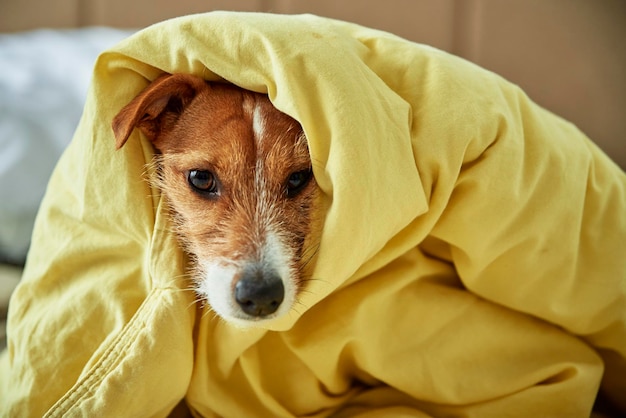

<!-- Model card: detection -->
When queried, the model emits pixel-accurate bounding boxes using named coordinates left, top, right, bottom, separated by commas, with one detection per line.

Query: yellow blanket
left=1, top=12, right=625, bottom=417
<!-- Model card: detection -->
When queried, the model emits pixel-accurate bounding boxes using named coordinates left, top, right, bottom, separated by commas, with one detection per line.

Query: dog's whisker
left=160, top=272, right=194, bottom=285
left=184, top=298, right=200, bottom=310
left=204, top=307, right=225, bottom=324
left=299, top=248, right=320, bottom=272
left=293, top=288, right=316, bottom=300
left=292, top=298, right=307, bottom=311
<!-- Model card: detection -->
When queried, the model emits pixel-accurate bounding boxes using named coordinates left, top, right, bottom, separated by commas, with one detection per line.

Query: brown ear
left=112, top=73, right=208, bottom=149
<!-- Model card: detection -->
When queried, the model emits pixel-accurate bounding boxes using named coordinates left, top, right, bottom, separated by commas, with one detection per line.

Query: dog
left=112, top=73, right=321, bottom=326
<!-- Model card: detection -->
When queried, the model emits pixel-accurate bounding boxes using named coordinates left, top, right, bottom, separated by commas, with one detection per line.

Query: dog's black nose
left=235, top=269, right=284, bottom=317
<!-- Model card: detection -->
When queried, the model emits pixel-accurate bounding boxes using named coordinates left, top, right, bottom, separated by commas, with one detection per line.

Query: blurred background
left=0, top=0, right=625, bottom=346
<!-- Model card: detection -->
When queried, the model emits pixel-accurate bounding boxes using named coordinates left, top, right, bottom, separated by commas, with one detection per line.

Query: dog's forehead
left=200, top=84, right=295, bottom=125
left=163, top=85, right=308, bottom=171
left=201, top=87, right=305, bottom=150
left=244, top=96, right=304, bottom=145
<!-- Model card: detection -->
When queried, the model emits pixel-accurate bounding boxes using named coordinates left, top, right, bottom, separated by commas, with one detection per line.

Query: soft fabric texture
left=1, top=12, right=625, bottom=417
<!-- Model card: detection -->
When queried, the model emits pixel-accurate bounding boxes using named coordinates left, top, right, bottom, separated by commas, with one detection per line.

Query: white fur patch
left=252, top=103, right=266, bottom=141
left=195, top=261, right=239, bottom=322
left=262, top=229, right=296, bottom=316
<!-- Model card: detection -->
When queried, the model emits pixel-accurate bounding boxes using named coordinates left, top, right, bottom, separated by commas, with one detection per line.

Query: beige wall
left=1, top=0, right=624, bottom=168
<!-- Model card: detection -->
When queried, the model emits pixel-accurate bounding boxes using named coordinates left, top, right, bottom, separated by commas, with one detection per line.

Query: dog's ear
left=112, top=73, right=208, bottom=149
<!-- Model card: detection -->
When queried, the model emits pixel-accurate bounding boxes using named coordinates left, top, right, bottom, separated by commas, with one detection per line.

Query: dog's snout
left=235, top=268, right=285, bottom=317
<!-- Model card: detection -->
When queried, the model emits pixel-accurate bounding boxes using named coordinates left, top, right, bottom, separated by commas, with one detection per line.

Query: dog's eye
left=188, top=170, right=218, bottom=195
left=286, top=169, right=312, bottom=197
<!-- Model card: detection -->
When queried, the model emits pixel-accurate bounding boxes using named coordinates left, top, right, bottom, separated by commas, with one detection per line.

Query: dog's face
left=112, top=74, right=321, bottom=326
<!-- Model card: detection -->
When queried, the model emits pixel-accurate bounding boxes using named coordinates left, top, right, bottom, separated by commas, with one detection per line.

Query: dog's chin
left=194, top=261, right=296, bottom=328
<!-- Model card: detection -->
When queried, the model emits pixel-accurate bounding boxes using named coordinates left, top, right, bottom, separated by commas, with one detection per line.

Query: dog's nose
left=235, top=269, right=284, bottom=317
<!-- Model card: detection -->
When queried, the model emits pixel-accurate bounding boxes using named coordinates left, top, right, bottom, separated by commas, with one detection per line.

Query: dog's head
left=112, top=74, right=321, bottom=326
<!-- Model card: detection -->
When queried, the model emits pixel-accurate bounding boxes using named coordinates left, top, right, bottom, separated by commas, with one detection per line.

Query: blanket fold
left=1, top=12, right=624, bottom=417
